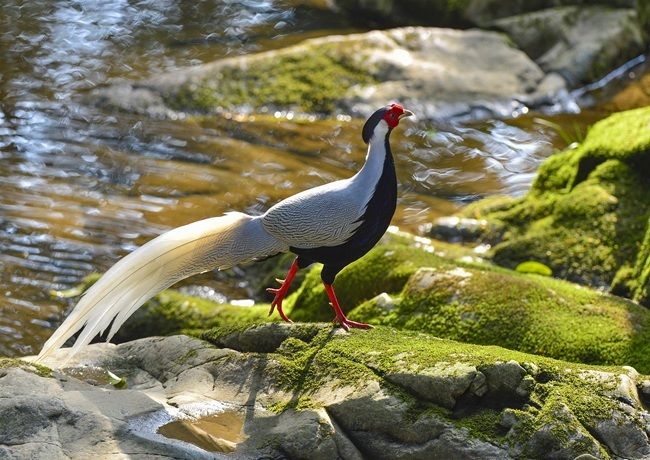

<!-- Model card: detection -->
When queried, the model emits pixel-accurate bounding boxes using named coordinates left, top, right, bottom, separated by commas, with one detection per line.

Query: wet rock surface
left=95, top=27, right=561, bottom=120
left=492, top=6, right=645, bottom=86
left=2, top=324, right=650, bottom=459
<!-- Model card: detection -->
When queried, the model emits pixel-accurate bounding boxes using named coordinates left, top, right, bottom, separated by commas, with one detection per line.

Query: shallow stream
left=0, top=0, right=645, bottom=356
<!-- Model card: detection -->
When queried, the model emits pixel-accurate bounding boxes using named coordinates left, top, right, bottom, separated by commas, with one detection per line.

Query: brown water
left=157, top=411, right=246, bottom=453
left=0, top=1, right=640, bottom=357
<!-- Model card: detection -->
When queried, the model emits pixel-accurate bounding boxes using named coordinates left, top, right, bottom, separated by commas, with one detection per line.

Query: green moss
left=347, top=258, right=650, bottom=372
left=288, top=243, right=447, bottom=322
left=630, top=222, right=650, bottom=305
left=271, top=327, right=374, bottom=394
left=267, top=397, right=323, bottom=414
left=114, top=289, right=275, bottom=342
left=468, top=107, right=650, bottom=302
left=455, top=409, right=505, bottom=442
left=515, top=261, right=552, bottom=276
left=0, top=358, right=52, bottom=378
left=200, top=323, right=637, bottom=449
left=165, top=42, right=376, bottom=114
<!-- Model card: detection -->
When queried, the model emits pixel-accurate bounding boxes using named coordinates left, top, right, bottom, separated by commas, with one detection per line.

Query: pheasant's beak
left=399, top=110, right=414, bottom=120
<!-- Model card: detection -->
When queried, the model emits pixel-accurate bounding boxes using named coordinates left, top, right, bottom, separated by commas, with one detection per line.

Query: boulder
left=95, top=27, right=562, bottom=120
left=492, top=6, right=646, bottom=86
left=327, top=0, right=637, bottom=28
left=3, top=324, right=649, bottom=459
left=287, top=238, right=650, bottom=373
left=461, top=106, right=650, bottom=306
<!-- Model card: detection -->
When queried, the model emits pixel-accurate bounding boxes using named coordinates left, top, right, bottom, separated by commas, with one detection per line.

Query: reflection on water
left=0, top=1, right=620, bottom=357
left=157, top=411, right=246, bottom=453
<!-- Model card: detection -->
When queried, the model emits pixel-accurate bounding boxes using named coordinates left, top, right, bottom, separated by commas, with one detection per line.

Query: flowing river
left=0, top=0, right=643, bottom=357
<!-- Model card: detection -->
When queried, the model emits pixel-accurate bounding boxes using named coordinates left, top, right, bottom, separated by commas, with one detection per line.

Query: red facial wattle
left=383, top=103, right=411, bottom=128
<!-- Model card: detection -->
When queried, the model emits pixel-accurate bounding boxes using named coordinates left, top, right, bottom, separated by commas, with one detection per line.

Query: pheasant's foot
left=266, top=259, right=299, bottom=323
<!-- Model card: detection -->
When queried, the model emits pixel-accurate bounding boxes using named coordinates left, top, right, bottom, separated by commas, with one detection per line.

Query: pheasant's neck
left=353, top=124, right=393, bottom=189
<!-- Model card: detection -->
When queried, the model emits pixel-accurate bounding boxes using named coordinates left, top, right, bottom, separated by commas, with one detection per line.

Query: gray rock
left=511, top=401, right=604, bottom=459
left=95, top=27, right=563, bottom=121
left=424, top=216, right=490, bottom=243
left=492, top=6, right=646, bottom=86
left=386, top=362, right=487, bottom=409
left=2, top=323, right=649, bottom=459
left=591, top=410, right=650, bottom=458
left=464, top=0, right=636, bottom=27
left=482, top=360, right=527, bottom=396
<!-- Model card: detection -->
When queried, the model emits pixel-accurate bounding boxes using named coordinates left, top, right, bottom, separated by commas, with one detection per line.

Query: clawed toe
left=266, top=259, right=299, bottom=323
left=333, top=315, right=372, bottom=331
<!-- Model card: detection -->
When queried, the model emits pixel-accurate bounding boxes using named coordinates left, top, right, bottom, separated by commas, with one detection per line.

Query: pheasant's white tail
left=36, top=212, right=286, bottom=363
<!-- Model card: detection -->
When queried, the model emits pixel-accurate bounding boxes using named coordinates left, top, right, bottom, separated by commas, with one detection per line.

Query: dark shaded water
left=0, top=1, right=635, bottom=356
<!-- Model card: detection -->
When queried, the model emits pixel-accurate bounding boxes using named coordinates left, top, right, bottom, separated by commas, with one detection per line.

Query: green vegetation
left=288, top=243, right=447, bottom=322
left=0, top=358, right=52, bottom=378
left=631, top=226, right=650, bottom=305
left=114, top=289, right=274, bottom=342
left=166, top=41, right=376, bottom=114
left=283, top=240, right=650, bottom=373
left=515, top=261, right=553, bottom=276
left=462, top=107, right=650, bottom=304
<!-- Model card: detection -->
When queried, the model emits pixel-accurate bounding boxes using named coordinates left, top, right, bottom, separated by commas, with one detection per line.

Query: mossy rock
left=113, top=290, right=275, bottom=343
left=287, top=242, right=449, bottom=322
left=351, top=263, right=650, bottom=373
left=629, top=224, right=650, bottom=305
left=51, top=253, right=299, bottom=344
left=200, top=323, right=650, bottom=458
left=0, top=358, right=52, bottom=378
left=164, top=38, right=377, bottom=114
left=125, top=26, right=550, bottom=120
left=465, top=107, right=650, bottom=304
left=283, top=239, right=650, bottom=373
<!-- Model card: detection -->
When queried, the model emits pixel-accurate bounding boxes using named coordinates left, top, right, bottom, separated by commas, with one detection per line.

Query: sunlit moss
left=0, top=358, right=52, bottom=378
left=114, top=290, right=274, bottom=342
left=165, top=41, right=376, bottom=114
left=466, top=107, right=650, bottom=302
left=287, top=243, right=447, bottom=322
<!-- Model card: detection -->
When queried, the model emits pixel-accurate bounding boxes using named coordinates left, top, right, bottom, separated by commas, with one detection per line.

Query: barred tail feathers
left=36, top=212, right=286, bottom=363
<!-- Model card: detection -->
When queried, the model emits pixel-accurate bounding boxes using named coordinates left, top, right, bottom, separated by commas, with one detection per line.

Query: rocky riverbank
left=93, top=3, right=647, bottom=120
left=3, top=323, right=650, bottom=459
left=2, top=2, right=650, bottom=459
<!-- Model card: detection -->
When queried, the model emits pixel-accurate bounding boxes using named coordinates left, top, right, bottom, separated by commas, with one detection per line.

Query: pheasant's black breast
left=291, top=134, right=397, bottom=270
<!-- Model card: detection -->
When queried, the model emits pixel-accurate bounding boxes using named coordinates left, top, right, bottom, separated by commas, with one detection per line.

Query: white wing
left=262, top=178, right=369, bottom=249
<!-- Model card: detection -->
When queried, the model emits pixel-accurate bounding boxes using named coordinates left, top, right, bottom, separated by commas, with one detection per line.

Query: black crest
left=362, top=106, right=389, bottom=144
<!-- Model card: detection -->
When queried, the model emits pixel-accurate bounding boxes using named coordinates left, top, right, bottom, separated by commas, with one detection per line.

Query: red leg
left=323, top=283, right=372, bottom=331
left=266, top=258, right=299, bottom=322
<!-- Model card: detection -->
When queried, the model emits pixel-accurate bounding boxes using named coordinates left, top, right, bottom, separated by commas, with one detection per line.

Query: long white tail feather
left=37, top=212, right=287, bottom=363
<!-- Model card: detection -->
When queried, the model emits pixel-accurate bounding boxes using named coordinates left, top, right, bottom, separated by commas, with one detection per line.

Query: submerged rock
left=462, top=106, right=650, bottom=306
left=3, top=325, right=649, bottom=459
left=423, top=216, right=490, bottom=243
left=95, top=27, right=561, bottom=120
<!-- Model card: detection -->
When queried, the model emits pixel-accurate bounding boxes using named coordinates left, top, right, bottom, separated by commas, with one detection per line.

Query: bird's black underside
left=291, top=134, right=397, bottom=284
